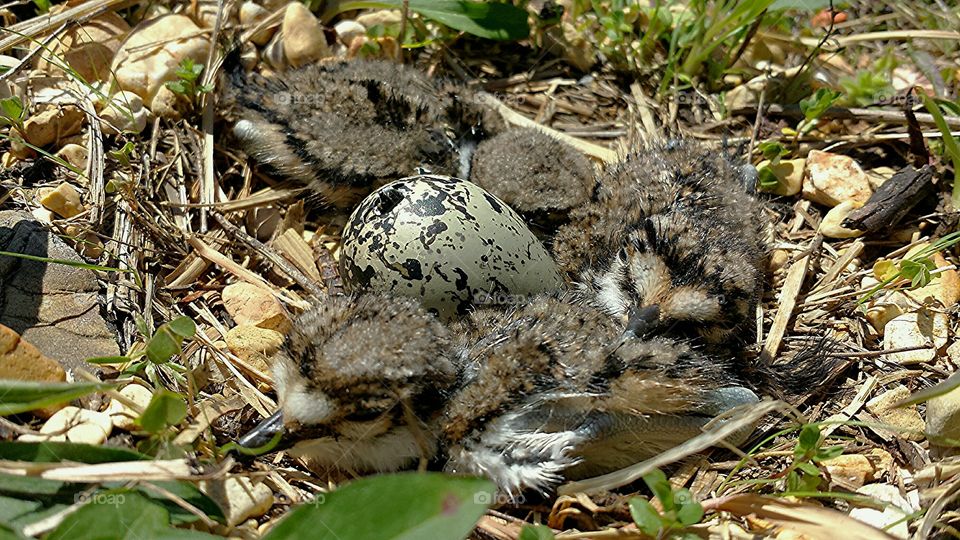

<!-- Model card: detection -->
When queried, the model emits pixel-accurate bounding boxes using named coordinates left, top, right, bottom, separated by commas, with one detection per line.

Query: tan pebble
left=239, top=44, right=259, bottom=71
left=111, top=14, right=209, bottom=103
left=263, top=32, right=286, bottom=70
left=355, top=10, right=402, bottom=29
left=948, top=341, right=960, bottom=364
left=0, top=323, right=67, bottom=416
left=36, top=12, right=131, bottom=83
left=63, top=225, right=104, bottom=258
left=866, top=166, right=896, bottom=190
left=882, top=311, right=936, bottom=365
left=282, top=3, right=329, bottom=67
left=200, top=477, right=274, bottom=526
left=864, top=303, right=901, bottom=335
left=221, top=282, right=290, bottom=331
left=149, top=84, right=190, bottom=121
left=866, top=386, right=925, bottom=441
left=37, top=406, right=112, bottom=444
left=106, top=383, right=154, bottom=430
left=757, top=158, right=804, bottom=196
left=822, top=454, right=874, bottom=489
left=927, top=382, right=960, bottom=445
left=100, top=91, right=148, bottom=134
left=819, top=200, right=865, bottom=238
left=802, top=150, right=873, bottom=207
left=22, top=105, right=85, bottom=148
left=240, top=2, right=276, bottom=46
left=39, top=183, right=85, bottom=218
left=245, top=206, right=282, bottom=241
left=768, top=249, right=790, bottom=273
left=30, top=207, right=55, bottom=224
left=56, top=143, right=88, bottom=170
left=225, top=325, right=284, bottom=373
left=1, top=151, right=19, bottom=167
left=863, top=448, right=894, bottom=478
left=334, top=20, right=366, bottom=46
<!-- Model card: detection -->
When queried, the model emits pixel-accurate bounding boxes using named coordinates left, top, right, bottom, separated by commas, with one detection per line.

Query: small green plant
left=838, top=55, right=897, bottom=107
left=165, top=58, right=214, bottom=100
left=107, top=141, right=136, bottom=168
left=796, top=88, right=842, bottom=135
left=0, top=96, right=26, bottom=133
left=629, top=469, right=704, bottom=539
left=783, top=424, right=843, bottom=493
left=134, top=389, right=190, bottom=456
left=860, top=231, right=960, bottom=303
left=755, top=140, right=791, bottom=190
left=90, top=316, right=197, bottom=388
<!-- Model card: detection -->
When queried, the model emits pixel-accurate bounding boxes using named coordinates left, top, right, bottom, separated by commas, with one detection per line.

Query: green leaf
left=757, top=140, right=788, bottom=161
left=47, top=490, right=218, bottom=540
left=795, top=461, right=821, bottom=477
left=145, top=317, right=195, bottom=364
left=676, top=500, right=704, bottom=526
left=518, top=524, right=555, bottom=540
left=167, top=317, right=197, bottom=338
left=0, top=381, right=114, bottom=416
left=642, top=469, right=674, bottom=511
left=799, top=88, right=842, bottom=121
left=413, top=0, right=529, bottom=40
left=628, top=498, right=663, bottom=536
left=757, top=166, right=780, bottom=190
left=796, top=424, right=821, bottom=454
left=0, top=442, right=146, bottom=463
left=263, top=472, right=492, bottom=540
left=813, top=445, right=844, bottom=462
left=329, top=1, right=529, bottom=40
left=165, top=81, right=187, bottom=95
left=138, top=390, right=187, bottom=433
left=0, top=96, right=24, bottom=124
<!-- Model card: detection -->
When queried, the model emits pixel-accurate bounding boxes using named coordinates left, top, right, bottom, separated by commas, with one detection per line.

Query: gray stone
left=0, top=211, right=119, bottom=375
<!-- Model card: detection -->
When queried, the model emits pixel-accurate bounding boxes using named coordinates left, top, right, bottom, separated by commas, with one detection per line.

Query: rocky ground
left=0, top=1, right=959, bottom=538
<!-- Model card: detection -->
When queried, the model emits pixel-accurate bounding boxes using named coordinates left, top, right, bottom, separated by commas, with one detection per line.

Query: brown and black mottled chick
left=222, top=58, right=504, bottom=207
left=238, top=293, right=458, bottom=474
left=469, top=128, right=596, bottom=227
left=552, top=140, right=767, bottom=349
left=441, top=294, right=758, bottom=495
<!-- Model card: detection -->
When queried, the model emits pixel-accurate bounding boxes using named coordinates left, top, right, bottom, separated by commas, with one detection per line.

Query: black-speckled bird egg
left=339, top=175, right=563, bottom=319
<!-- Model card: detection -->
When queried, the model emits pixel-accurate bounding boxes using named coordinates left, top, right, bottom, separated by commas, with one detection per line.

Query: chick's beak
left=238, top=410, right=287, bottom=450
left=624, top=304, right=661, bottom=338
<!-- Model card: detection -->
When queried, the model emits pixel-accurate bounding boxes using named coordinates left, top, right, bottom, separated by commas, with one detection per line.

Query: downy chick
left=552, top=140, right=766, bottom=348
left=239, top=294, right=458, bottom=474
left=469, top=128, right=596, bottom=227
left=221, top=58, right=503, bottom=207
left=441, top=294, right=758, bottom=495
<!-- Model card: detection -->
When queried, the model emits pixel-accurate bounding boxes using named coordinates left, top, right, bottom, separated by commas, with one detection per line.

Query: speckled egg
left=339, top=175, right=563, bottom=319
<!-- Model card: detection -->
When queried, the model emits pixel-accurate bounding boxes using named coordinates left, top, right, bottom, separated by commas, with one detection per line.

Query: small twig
left=211, top=212, right=326, bottom=299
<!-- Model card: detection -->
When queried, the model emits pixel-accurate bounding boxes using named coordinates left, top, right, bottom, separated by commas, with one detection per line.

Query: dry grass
left=1, top=0, right=959, bottom=538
